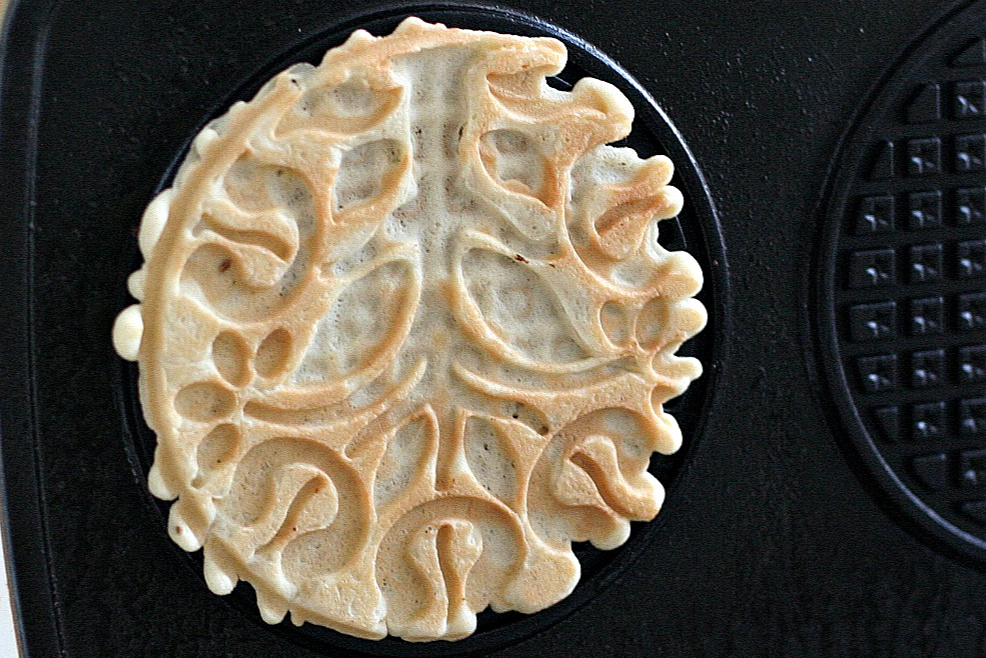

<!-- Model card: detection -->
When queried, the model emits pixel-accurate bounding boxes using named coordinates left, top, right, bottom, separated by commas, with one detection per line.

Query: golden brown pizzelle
left=113, top=17, right=706, bottom=642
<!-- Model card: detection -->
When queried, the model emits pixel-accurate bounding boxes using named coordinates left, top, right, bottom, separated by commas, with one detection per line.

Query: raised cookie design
left=113, top=18, right=705, bottom=642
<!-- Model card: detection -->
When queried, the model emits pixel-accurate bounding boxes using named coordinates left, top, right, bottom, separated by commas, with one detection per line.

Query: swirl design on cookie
left=113, top=17, right=706, bottom=642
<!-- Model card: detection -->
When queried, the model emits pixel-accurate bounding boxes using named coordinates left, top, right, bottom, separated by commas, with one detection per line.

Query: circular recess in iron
left=815, top=0, right=986, bottom=567
left=120, top=3, right=725, bottom=655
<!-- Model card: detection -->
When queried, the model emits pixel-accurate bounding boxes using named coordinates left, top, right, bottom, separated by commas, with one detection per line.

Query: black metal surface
left=3, top=0, right=986, bottom=656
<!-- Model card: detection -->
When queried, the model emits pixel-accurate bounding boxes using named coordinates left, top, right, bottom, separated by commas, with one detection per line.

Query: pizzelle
left=113, top=17, right=706, bottom=642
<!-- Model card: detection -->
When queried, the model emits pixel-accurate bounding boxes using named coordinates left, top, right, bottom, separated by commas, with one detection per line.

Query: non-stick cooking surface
left=3, top=0, right=986, bottom=656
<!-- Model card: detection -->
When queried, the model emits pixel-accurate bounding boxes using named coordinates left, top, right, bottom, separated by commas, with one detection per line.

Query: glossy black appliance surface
left=2, top=0, right=985, bottom=656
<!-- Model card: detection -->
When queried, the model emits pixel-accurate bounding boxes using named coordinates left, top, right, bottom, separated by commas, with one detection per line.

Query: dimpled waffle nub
left=112, top=17, right=706, bottom=642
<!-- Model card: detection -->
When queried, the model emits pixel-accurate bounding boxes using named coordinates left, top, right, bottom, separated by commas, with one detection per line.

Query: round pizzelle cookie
left=113, top=17, right=706, bottom=642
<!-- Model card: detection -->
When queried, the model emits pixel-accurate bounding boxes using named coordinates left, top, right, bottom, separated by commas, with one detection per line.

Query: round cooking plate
left=121, top=4, right=726, bottom=655
left=815, top=0, right=986, bottom=569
